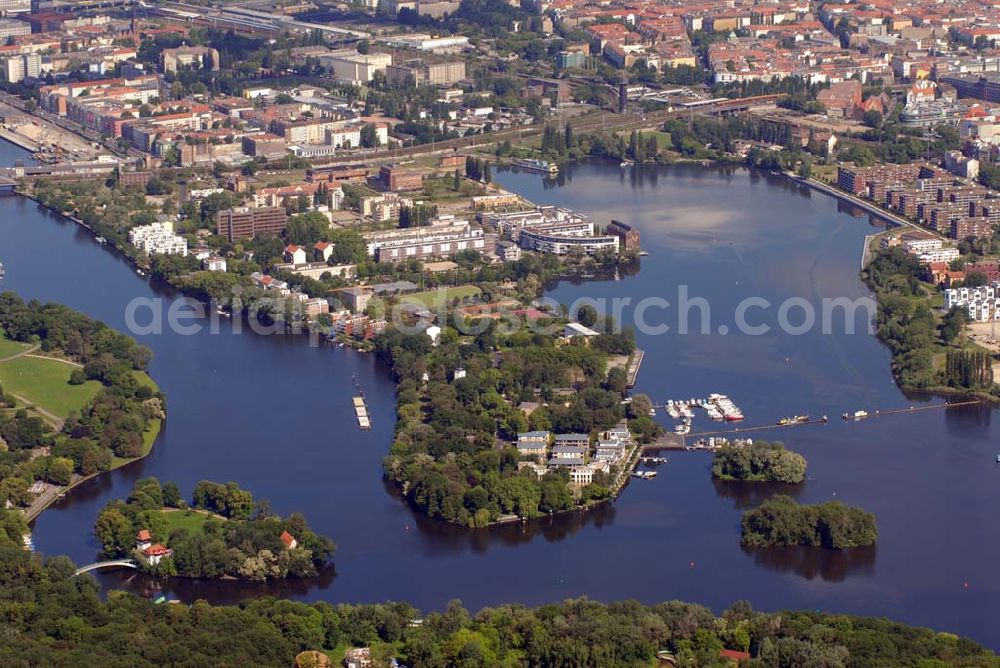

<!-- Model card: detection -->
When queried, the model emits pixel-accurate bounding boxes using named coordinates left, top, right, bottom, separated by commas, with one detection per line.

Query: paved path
left=0, top=343, right=38, bottom=363
left=8, top=392, right=62, bottom=428
left=23, top=353, right=82, bottom=367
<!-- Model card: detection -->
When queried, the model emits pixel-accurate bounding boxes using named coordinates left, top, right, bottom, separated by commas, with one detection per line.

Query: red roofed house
left=719, top=648, right=752, bottom=663
left=142, top=543, right=173, bottom=566
left=284, top=244, right=307, bottom=265
left=280, top=530, right=298, bottom=550
left=923, top=261, right=950, bottom=285
left=136, top=529, right=152, bottom=550
left=315, top=241, right=334, bottom=262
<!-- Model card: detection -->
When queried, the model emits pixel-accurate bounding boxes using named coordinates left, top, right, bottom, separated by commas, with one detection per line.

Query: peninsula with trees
left=0, top=293, right=163, bottom=519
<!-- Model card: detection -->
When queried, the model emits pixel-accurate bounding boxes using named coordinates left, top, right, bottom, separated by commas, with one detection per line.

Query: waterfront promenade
left=791, top=175, right=949, bottom=241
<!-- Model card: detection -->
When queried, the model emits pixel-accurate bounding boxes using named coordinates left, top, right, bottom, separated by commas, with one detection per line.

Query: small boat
left=777, top=417, right=793, bottom=426
left=794, top=415, right=810, bottom=423
left=995, top=454, right=1000, bottom=463
left=94, top=236, right=107, bottom=245
left=637, top=251, right=649, bottom=256
left=0, top=261, right=4, bottom=279
left=648, top=408, right=656, bottom=416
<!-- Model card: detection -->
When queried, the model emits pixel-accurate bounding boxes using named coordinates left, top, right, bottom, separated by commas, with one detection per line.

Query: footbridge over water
left=74, top=559, right=138, bottom=576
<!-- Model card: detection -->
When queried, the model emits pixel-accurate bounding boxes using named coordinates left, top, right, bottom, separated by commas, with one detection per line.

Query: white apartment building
left=0, top=18, right=30, bottom=41
left=917, top=247, right=960, bottom=264
left=319, top=51, right=392, bottom=84
left=128, top=222, right=188, bottom=257
left=0, top=0, right=30, bottom=13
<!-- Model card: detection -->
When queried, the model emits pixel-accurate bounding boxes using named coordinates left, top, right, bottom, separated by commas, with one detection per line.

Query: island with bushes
left=0, top=293, right=163, bottom=519
left=0, top=514, right=993, bottom=666
left=94, top=477, right=335, bottom=580
left=712, top=440, right=807, bottom=484
left=741, top=495, right=878, bottom=549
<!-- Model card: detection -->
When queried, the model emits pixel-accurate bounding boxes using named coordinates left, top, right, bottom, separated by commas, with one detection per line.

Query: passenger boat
left=513, top=158, right=559, bottom=174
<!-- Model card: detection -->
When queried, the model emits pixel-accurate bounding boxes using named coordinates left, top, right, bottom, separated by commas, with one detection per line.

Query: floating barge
left=353, top=396, right=371, bottom=430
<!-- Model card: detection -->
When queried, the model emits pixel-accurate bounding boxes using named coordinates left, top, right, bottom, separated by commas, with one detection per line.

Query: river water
left=1, top=141, right=997, bottom=648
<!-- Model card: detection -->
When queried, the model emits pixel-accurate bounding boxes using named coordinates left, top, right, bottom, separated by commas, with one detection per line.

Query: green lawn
left=649, top=130, right=672, bottom=149
left=160, top=509, right=222, bottom=536
left=0, top=356, right=101, bottom=418
left=401, top=285, right=481, bottom=309
left=0, top=334, right=31, bottom=359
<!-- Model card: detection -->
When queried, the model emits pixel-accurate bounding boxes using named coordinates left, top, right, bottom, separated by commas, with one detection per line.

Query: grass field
left=650, top=130, right=672, bottom=149
left=400, top=285, right=481, bottom=309
left=0, top=335, right=31, bottom=359
left=0, top=356, right=101, bottom=418
left=160, top=509, right=224, bottom=535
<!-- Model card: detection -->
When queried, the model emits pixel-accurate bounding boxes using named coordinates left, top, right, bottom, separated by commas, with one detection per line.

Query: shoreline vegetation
left=741, top=495, right=878, bottom=550
left=94, top=477, right=335, bottom=581
left=0, top=294, right=163, bottom=523
left=863, top=248, right=1000, bottom=403
left=0, top=520, right=995, bottom=666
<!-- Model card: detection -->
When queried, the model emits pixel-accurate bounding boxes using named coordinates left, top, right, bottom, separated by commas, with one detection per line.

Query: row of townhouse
left=944, top=284, right=1000, bottom=322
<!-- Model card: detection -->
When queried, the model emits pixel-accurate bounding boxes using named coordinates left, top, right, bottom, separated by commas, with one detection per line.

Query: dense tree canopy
left=713, top=441, right=807, bottom=483
left=742, top=495, right=878, bottom=549
left=0, top=515, right=993, bottom=667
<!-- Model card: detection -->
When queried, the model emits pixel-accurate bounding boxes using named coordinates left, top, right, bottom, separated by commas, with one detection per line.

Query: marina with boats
left=662, top=394, right=745, bottom=435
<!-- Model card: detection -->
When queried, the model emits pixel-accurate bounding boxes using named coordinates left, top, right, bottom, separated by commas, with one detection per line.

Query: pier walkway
left=790, top=175, right=949, bottom=241
left=625, top=349, right=644, bottom=388
left=683, top=401, right=981, bottom=439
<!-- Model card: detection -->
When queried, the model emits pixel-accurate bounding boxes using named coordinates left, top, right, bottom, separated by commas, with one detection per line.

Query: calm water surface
left=1, top=142, right=998, bottom=648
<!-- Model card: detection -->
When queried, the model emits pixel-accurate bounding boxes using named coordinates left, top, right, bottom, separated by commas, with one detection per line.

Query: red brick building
left=379, top=165, right=423, bottom=192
